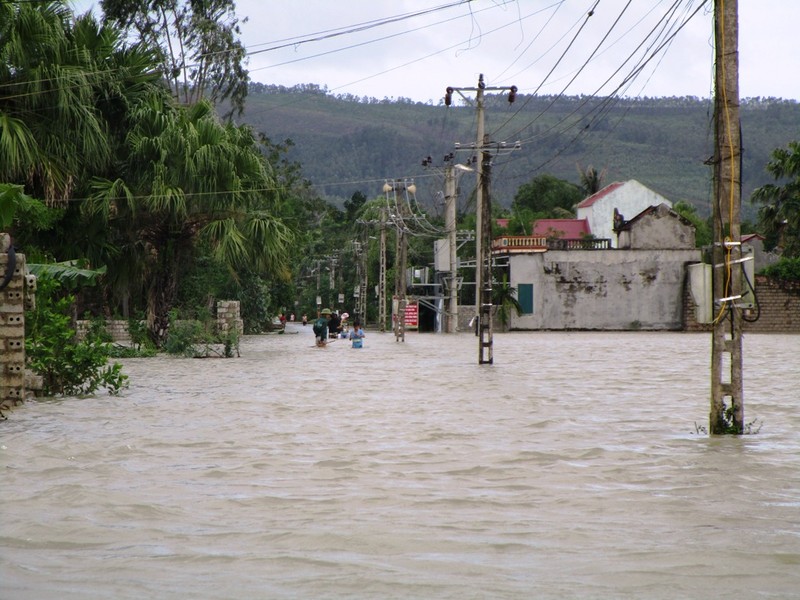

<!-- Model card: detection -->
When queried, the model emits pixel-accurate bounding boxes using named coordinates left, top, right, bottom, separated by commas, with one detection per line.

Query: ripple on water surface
left=2, top=329, right=799, bottom=599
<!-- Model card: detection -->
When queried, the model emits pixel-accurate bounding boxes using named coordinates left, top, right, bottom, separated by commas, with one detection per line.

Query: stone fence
left=76, top=300, right=244, bottom=342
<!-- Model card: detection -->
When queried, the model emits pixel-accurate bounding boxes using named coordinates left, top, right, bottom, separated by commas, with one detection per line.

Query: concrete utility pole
left=422, top=153, right=471, bottom=333
left=445, top=75, right=517, bottom=364
left=379, top=209, right=387, bottom=332
left=353, top=239, right=367, bottom=323
left=384, top=179, right=414, bottom=342
left=397, top=232, right=408, bottom=342
left=477, top=135, right=493, bottom=364
left=444, top=161, right=459, bottom=333
left=710, top=0, right=744, bottom=434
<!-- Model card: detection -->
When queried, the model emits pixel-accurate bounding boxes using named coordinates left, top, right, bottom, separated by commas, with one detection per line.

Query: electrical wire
left=489, top=0, right=708, bottom=180
left=495, top=0, right=701, bottom=145
left=244, top=1, right=468, bottom=57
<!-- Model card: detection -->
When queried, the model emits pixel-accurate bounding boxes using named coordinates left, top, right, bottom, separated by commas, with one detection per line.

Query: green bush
left=162, top=309, right=240, bottom=358
left=127, top=314, right=156, bottom=351
left=163, top=311, right=212, bottom=356
left=762, top=256, right=800, bottom=282
left=25, top=278, right=128, bottom=396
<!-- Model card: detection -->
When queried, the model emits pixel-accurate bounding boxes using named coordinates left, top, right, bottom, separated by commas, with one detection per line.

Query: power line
left=245, top=1, right=468, bottom=57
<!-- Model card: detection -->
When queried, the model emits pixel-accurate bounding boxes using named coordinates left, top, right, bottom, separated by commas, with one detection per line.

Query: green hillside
left=241, top=84, right=799, bottom=220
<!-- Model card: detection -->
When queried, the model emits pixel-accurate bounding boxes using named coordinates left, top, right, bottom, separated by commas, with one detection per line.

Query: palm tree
left=3, top=3, right=293, bottom=342
left=0, top=2, right=111, bottom=204
left=577, top=164, right=607, bottom=197
left=492, top=273, right=523, bottom=331
left=86, top=97, right=293, bottom=343
left=752, top=141, right=800, bottom=257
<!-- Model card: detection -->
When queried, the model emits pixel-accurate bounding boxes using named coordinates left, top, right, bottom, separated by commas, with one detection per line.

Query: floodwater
left=2, top=326, right=799, bottom=600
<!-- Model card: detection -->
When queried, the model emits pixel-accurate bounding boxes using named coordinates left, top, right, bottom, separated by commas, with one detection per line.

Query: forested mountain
left=240, top=84, right=799, bottom=220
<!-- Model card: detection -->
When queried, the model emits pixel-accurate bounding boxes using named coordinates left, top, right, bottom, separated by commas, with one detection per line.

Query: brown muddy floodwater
left=2, top=326, right=799, bottom=599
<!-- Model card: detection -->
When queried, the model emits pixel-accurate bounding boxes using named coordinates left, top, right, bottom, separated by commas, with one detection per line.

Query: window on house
left=518, top=283, right=534, bottom=314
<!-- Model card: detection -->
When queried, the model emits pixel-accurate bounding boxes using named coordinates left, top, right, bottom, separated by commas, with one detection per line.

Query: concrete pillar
left=216, top=300, right=242, bottom=336
left=1, top=233, right=36, bottom=416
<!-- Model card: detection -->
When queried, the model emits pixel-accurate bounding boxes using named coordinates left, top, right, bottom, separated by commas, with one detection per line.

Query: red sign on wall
left=404, top=302, right=418, bottom=329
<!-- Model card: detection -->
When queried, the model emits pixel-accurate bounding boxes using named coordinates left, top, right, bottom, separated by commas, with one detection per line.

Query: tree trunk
left=146, top=238, right=181, bottom=347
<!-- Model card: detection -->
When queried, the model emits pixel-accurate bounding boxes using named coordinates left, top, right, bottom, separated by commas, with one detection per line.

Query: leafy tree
left=85, top=98, right=293, bottom=344
left=673, top=200, right=711, bottom=247
left=344, top=191, right=368, bottom=223
left=0, top=185, right=56, bottom=233
left=512, top=174, right=583, bottom=218
left=101, top=0, right=249, bottom=117
left=1, top=4, right=165, bottom=273
left=751, top=141, right=800, bottom=257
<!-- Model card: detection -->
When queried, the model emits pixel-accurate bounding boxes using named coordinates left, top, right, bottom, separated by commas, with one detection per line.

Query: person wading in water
left=313, top=308, right=332, bottom=347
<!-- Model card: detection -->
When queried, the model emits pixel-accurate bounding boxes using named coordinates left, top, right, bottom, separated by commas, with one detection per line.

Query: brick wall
left=684, top=274, right=800, bottom=332
left=76, top=319, right=133, bottom=341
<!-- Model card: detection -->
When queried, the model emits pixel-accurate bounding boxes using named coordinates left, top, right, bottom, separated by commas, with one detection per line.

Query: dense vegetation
left=2, top=1, right=304, bottom=346
left=2, top=1, right=799, bottom=382
left=241, top=84, right=799, bottom=221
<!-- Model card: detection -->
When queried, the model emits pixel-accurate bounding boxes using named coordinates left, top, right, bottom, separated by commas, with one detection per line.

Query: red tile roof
left=576, top=181, right=625, bottom=209
left=742, top=233, right=764, bottom=242
left=532, top=218, right=591, bottom=239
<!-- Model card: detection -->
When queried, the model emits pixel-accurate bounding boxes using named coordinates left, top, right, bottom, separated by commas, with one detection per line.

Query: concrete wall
left=457, top=304, right=477, bottom=332
left=577, top=180, right=671, bottom=247
left=508, top=248, right=700, bottom=330
left=618, top=204, right=695, bottom=250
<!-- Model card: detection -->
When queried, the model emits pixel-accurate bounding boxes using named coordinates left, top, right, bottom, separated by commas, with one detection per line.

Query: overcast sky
left=70, top=0, right=800, bottom=103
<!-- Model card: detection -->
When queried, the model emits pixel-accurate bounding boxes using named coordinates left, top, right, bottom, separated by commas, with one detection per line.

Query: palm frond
left=28, top=260, right=107, bottom=289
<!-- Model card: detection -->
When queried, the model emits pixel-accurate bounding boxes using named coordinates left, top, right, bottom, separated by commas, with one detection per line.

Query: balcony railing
left=492, top=235, right=611, bottom=252
left=546, top=238, right=611, bottom=250
left=492, top=236, right=547, bottom=251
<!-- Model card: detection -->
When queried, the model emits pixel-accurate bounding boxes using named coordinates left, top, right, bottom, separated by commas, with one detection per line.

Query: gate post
left=1, top=233, right=40, bottom=417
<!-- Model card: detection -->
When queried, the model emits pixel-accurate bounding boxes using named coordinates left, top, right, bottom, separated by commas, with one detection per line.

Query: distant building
left=742, top=233, right=781, bottom=272
left=616, top=203, right=695, bottom=250
left=577, top=180, right=672, bottom=247
left=497, top=200, right=700, bottom=330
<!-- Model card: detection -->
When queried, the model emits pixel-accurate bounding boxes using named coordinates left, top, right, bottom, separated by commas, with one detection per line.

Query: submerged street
left=2, top=326, right=799, bottom=599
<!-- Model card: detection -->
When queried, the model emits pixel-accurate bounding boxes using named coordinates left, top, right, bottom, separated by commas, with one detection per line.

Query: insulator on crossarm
left=508, top=85, right=517, bottom=103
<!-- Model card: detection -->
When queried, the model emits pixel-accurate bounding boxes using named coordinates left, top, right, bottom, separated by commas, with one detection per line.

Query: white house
left=576, top=180, right=672, bottom=247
